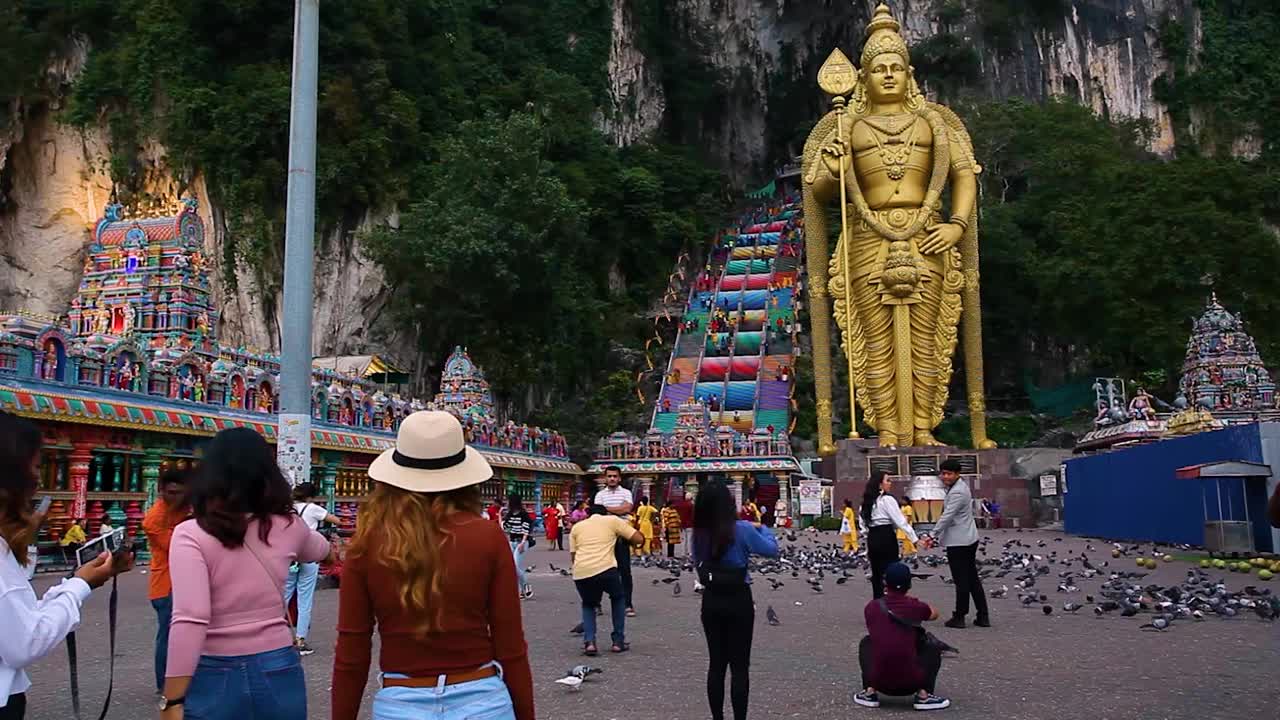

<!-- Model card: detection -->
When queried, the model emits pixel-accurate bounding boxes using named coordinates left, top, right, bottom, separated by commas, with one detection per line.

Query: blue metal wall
left=1063, top=424, right=1265, bottom=546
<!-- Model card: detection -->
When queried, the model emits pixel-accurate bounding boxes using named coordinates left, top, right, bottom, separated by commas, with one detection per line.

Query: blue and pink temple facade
left=0, top=200, right=579, bottom=564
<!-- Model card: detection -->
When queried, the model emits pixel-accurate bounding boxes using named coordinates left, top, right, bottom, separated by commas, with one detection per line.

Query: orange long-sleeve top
left=331, top=512, right=534, bottom=720
left=141, top=500, right=188, bottom=600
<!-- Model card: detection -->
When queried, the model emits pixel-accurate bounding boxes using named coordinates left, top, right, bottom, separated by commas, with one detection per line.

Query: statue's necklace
left=869, top=121, right=919, bottom=182
left=862, top=113, right=917, bottom=136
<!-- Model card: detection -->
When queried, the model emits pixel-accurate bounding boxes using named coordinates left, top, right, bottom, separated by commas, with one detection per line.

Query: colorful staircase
left=650, top=199, right=804, bottom=438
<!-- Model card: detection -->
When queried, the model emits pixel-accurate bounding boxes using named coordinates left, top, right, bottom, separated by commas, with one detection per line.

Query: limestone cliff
left=604, top=0, right=1199, bottom=178
left=0, top=0, right=1210, bottom=357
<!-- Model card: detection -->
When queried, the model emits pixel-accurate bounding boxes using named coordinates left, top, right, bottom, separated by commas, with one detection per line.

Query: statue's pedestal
left=817, top=438, right=1037, bottom=524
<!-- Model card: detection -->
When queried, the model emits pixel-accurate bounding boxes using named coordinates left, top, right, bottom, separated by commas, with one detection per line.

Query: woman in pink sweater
left=160, top=428, right=330, bottom=720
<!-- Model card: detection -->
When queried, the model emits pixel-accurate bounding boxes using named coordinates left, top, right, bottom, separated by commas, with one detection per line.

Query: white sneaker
left=694, top=582, right=705, bottom=594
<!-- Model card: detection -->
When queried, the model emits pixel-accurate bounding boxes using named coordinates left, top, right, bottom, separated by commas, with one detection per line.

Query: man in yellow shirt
left=570, top=505, right=645, bottom=655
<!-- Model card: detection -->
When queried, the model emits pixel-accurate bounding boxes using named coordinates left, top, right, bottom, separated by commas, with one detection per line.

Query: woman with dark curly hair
left=0, top=411, right=131, bottom=719
left=160, top=428, right=330, bottom=720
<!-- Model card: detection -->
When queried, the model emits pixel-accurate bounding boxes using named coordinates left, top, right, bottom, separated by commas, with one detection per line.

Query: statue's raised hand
left=820, top=137, right=852, bottom=178
left=920, top=221, right=963, bottom=255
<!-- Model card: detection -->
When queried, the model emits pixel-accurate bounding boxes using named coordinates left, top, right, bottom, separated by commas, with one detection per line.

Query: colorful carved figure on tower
left=803, top=3, right=993, bottom=452
left=1128, top=388, right=1157, bottom=421
left=41, top=341, right=60, bottom=381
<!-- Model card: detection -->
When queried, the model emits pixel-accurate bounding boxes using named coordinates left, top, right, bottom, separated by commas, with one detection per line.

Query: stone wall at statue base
left=819, top=439, right=1066, bottom=526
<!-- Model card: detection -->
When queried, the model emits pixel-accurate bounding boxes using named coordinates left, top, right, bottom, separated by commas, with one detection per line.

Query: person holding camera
left=161, top=428, right=331, bottom=720
left=853, top=562, right=950, bottom=711
left=0, top=411, right=133, bottom=719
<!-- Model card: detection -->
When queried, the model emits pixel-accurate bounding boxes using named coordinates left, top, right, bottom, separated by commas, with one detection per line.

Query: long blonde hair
left=348, top=481, right=482, bottom=635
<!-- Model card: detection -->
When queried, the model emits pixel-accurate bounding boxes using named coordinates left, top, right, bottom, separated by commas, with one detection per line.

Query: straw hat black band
left=392, top=448, right=467, bottom=471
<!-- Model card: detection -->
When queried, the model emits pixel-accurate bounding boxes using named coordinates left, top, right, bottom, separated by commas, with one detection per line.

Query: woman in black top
left=501, top=493, right=533, bottom=599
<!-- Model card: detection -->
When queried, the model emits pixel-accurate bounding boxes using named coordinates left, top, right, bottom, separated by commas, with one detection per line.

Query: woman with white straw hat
left=331, top=411, right=534, bottom=720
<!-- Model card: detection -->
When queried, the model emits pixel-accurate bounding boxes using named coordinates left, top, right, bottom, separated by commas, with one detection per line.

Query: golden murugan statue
left=802, top=4, right=994, bottom=453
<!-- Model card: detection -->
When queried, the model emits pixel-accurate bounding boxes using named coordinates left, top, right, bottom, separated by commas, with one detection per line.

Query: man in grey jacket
left=926, top=459, right=990, bottom=628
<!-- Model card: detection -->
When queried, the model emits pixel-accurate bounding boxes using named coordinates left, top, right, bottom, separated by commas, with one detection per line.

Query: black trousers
left=667, top=542, right=677, bottom=558
left=945, top=541, right=989, bottom=620
left=701, top=585, right=755, bottom=720
left=613, top=537, right=634, bottom=608
left=857, top=636, right=942, bottom=695
left=867, top=525, right=900, bottom=599
left=0, top=693, right=26, bottom=720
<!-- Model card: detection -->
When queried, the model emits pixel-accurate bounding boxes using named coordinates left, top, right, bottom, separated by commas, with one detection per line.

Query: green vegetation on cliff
left=4, top=0, right=726, bottom=453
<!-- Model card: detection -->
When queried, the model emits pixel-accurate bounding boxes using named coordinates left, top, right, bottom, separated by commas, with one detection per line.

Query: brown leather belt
left=382, top=665, right=498, bottom=688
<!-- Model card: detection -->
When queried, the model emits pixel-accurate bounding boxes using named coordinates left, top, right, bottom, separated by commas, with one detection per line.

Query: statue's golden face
left=864, top=52, right=909, bottom=105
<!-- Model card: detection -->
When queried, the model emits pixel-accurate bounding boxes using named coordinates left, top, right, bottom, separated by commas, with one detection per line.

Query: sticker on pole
left=277, top=413, right=312, bottom=486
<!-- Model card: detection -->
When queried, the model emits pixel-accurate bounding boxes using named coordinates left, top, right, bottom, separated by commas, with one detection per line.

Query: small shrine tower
left=1180, top=295, right=1277, bottom=413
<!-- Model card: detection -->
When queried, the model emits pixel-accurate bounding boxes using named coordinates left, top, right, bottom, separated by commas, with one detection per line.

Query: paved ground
left=22, top=528, right=1279, bottom=719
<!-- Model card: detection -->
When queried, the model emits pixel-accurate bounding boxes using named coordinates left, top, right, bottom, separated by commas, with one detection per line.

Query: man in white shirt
left=923, top=460, right=989, bottom=629
left=285, top=482, right=341, bottom=655
left=593, top=466, right=636, bottom=616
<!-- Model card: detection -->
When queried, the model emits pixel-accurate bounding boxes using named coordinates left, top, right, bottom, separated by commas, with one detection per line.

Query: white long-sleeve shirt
left=868, top=494, right=918, bottom=543
left=0, top=545, right=92, bottom=706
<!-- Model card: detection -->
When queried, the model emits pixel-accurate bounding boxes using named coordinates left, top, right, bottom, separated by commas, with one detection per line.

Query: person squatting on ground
left=924, top=459, right=990, bottom=629
left=0, top=411, right=133, bottom=720
left=694, top=479, right=780, bottom=720
left=569, top=504, right=644, bottom=656
left=161, top=427, right=331, bottom=720
left=853, top=562, right=951, bottom=711
left=142, top=467, right=191, bottom=693
left=284, top=482, right=341, bottom=656
left=861, top=471, right=918, bottom=599
left=594, top=466, right=636, bottom=616
left=332, top=411, right=534, bottom=720
left=502, top=493, right=534, bottom=600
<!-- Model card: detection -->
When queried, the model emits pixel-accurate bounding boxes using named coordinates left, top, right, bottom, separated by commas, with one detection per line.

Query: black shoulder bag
left=696, top=561, right=748, bottom=588
left=877, top=598, right=958, bottom=656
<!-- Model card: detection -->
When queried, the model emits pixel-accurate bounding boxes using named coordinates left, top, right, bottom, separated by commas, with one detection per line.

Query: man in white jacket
left=924, top=459, right=990, bottom=629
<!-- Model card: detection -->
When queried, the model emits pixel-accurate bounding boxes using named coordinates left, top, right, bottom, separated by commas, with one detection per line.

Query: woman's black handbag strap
left=66, top=574, right=118, bottom=720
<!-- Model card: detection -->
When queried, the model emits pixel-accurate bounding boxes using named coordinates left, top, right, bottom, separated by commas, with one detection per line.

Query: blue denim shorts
left=373, top=663, right=516, bottom=720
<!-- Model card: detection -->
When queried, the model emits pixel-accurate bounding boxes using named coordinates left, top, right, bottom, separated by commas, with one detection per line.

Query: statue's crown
left=861, top=3, right=910, bottom=70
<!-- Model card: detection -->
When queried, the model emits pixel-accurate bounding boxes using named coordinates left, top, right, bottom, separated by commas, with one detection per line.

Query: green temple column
left=141, top=444, right=168, bottom=508
left=320, top=453, right=341, bottom=513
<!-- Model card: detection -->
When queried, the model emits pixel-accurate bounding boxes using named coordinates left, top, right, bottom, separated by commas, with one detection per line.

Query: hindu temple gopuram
left=0, top=199, right=579, bottom=566
left=1075, top=295, right=1279, bottom=452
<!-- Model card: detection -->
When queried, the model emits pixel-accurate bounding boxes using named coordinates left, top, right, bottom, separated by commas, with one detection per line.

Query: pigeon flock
left=550, top=529, right=1277, bottom=693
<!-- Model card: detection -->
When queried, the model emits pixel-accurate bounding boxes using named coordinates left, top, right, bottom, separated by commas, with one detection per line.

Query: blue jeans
left=574, top=568, right=626, bottom=645
left=508, top=541, right=526, bottom=591
left=283, top=561, right=319, bottom=639
left=151, top=595, right=172, bottom=692
left=184, top=646, right=306, bottom=720
left=373, top=667, right=515, bottom=720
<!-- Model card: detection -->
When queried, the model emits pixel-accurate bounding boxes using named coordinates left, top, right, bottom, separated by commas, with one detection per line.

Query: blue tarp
left=1063, top=424, right=1271, bottom=548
